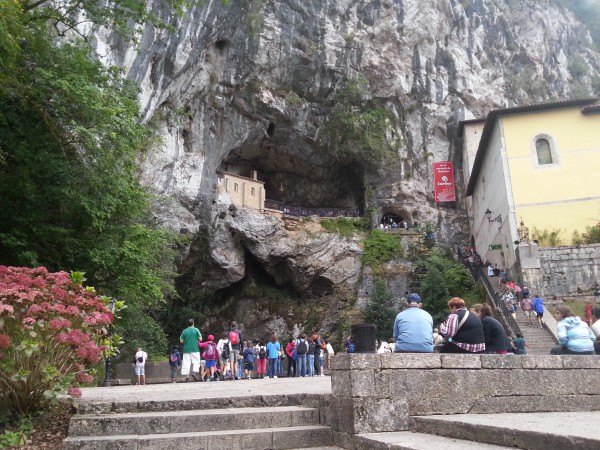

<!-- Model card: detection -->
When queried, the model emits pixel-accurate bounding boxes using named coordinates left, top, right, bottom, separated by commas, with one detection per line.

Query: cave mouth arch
left=380, top=208, right=412, bottom=228
left=217, top=124, right=365, bottom=210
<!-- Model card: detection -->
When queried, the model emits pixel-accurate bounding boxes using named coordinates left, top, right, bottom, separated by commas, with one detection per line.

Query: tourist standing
left=266, top=334, right=280, bottom=379
left=521, top=296, right=533, bottom=327
left=198, top=334, right=218, bottom=381
left=217, top=332, right=232, bottom=378
left=313, top=334, right=323, bottom=376
left=440, top=297, right=485, bottom=353
left=393, top=293, right=434, bottom=353
left=229, top=321, right=244, bottom=380
left=306, top=337, right=316, bottom=377
left=179, top=319, right=202, bottom=382
left=168, top=346, right=181, bottom=383
left=325, top=340, right=335, bottom=371
left=532, top=294, right=545, bottom=328
left=550, top=305, right=595, bottom=355
left=256, top=340, right=267, bottom=379
left=296, top=334, right=308, bottom=377
left=285, top=338, right=297, bottom=377
left=134, top=347, right=147, bottom=385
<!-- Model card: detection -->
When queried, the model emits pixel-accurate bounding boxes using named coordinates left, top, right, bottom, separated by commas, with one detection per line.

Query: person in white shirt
left=134, top=347, right=148, bottom=385
left=325, top=340, right=335, bottom=371
left=216, top=332, right=232, bottom=378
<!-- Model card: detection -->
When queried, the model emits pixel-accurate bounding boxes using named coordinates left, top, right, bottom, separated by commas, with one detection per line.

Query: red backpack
left=229, top=330, right=239, bottom=345
left=204, top=342, right=217, bottom=360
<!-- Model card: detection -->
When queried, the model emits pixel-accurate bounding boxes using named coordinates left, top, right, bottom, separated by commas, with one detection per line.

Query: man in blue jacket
left=393, top=293, right=434, bottom=353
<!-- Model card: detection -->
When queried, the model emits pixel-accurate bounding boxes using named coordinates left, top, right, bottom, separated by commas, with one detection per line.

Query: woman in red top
left=285, top=338, right=296, bottom=377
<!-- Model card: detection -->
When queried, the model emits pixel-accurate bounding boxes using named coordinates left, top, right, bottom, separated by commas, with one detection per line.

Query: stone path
left=78, top=375, right=332, bottom=405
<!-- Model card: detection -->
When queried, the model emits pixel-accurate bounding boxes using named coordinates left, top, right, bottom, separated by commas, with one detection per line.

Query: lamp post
left=485, top=208, right=502, bottom=225
left=103, top=297, right=117, bottom=387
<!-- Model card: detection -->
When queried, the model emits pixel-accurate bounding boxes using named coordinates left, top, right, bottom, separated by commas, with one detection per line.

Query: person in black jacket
left=470, top=304, right=512, bottom=354
left=440, top=297, right=485, bottom=353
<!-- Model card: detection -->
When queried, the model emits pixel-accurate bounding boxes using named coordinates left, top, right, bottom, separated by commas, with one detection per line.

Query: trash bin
left=350, top=324, right=377, bottom=353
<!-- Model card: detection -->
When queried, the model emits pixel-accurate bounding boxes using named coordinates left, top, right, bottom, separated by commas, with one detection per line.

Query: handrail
left=264, top=199, right=361, bottom=218
left=479, top=272, right=523, bottom=337
left=458, top=249, right=522, bottom=337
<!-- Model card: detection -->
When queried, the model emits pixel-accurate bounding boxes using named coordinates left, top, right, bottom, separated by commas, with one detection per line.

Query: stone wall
left=329, top=353, right=600, bottom=448
left=539, top=244, right=600, bottom=296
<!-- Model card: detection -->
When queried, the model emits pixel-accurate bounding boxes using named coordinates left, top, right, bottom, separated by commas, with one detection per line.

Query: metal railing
left=459, top=251, right=522, bottom=337
left=479, top=273, right=522, bottom=337
left=264, top=199, right=361, bottom=218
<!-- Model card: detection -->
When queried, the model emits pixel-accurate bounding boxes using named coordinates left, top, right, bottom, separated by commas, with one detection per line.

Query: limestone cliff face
left=98, top=0, right=599, bottom=335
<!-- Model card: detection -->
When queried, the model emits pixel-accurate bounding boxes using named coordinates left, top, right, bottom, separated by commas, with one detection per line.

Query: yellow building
left=460, top=98, right=600, bottom=272
left=218, top=170, right=265, bottom=211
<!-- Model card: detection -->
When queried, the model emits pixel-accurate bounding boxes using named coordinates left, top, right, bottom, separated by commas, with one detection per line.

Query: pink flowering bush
left=0, top=266, right=120, bottom=414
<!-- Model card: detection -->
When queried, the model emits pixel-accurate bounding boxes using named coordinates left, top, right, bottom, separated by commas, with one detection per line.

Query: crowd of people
left=162, top=320, right=336, bottom=383
left=381, top=292, right=598, bottom=356
left=133, top=292, right=600, bottom=383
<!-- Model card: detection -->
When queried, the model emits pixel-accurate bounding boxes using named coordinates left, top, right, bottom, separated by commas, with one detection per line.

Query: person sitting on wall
left=487, top=263, right=494, bottom=277
left=470, top=304, right=512, bottom=354
left=590, top=307, right=600, bottom=355
left=440, top=297, right=486, bottom=354
left=393, top=293, right=434, bottom=353
left=550, top=305, right=595, bottom=355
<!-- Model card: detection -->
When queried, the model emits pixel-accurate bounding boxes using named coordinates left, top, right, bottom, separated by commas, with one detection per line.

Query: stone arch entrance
left=379, top=208, right=412, bottom=228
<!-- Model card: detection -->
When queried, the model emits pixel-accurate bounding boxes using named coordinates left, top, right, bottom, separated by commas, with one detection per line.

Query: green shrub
left=320, top=218, right=367, bottom=237
left=532, top=227, right=563, bottom=247
left=362, top=230, right=403, bottom=268
left=582, top=223, right=600, bottom=244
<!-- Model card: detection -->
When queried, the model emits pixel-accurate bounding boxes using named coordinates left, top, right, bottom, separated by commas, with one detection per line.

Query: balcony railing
left=264, top=199, right=361, bottom=218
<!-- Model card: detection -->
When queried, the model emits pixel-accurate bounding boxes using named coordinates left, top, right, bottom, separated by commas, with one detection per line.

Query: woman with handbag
left=440, top=297, right=485, bottom=353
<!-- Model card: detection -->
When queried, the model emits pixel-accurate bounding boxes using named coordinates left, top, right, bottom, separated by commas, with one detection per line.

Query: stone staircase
left=63, top=405, right=333, bottom=449
left=355, top=411, right=600, bottom=449
left=485, top=274, right=556, bottom=354
left=513, top=308, right=556, bottom=354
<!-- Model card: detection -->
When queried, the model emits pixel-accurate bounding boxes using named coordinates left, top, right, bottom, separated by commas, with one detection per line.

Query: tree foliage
left=362, top=230, right=403, bottom=268
left=0, top=0, right=185, bottom=359
left=413, top=248, right=482, bottom=324
left=363, top=278, right=396, bottom=341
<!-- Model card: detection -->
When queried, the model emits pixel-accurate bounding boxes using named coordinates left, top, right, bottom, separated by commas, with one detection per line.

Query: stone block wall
left=329, top=353, right=600, bottom=447
left=538, top=244, right=600, bottom=296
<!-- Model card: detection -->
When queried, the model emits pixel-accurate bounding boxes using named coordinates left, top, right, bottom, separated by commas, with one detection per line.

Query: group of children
left=168, top=332, right=335, bottom=382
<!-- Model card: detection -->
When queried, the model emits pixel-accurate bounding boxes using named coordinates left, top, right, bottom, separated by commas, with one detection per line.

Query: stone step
left=63, top=425, right=333, bottom=450
left=411, top=412, right=600, bottom=450
left=355, top=431, right=514, bottom=449
left=69, top=406, right=319, bottom=437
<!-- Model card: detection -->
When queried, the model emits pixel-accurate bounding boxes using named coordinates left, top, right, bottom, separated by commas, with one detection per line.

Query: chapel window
left=251, top=188, right=255, bottom=196
left=535, top=139, right=553, bottom=165
left=234, top=183, right=238, bottom=192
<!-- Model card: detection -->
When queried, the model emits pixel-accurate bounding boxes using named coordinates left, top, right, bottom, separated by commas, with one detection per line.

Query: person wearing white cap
left=393, top=293, right=434, bottom=353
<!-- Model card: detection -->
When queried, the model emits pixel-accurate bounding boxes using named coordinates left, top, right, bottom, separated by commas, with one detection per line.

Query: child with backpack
left=169, top=346, right=182, bottom=383
left=217, top=332, right=232, bottom=378
left=255, top=340, right=267, bottom=379
left=198, top=334, right=218, bottom=381
left=242, top=341, right=255, bottom=380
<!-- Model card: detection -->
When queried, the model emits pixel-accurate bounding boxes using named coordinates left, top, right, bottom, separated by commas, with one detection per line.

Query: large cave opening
left=218, top=123, right=365, bottom=210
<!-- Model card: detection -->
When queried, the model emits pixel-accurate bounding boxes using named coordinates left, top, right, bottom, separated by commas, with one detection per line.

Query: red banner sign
left=433, top=162, right=456, bottom=202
